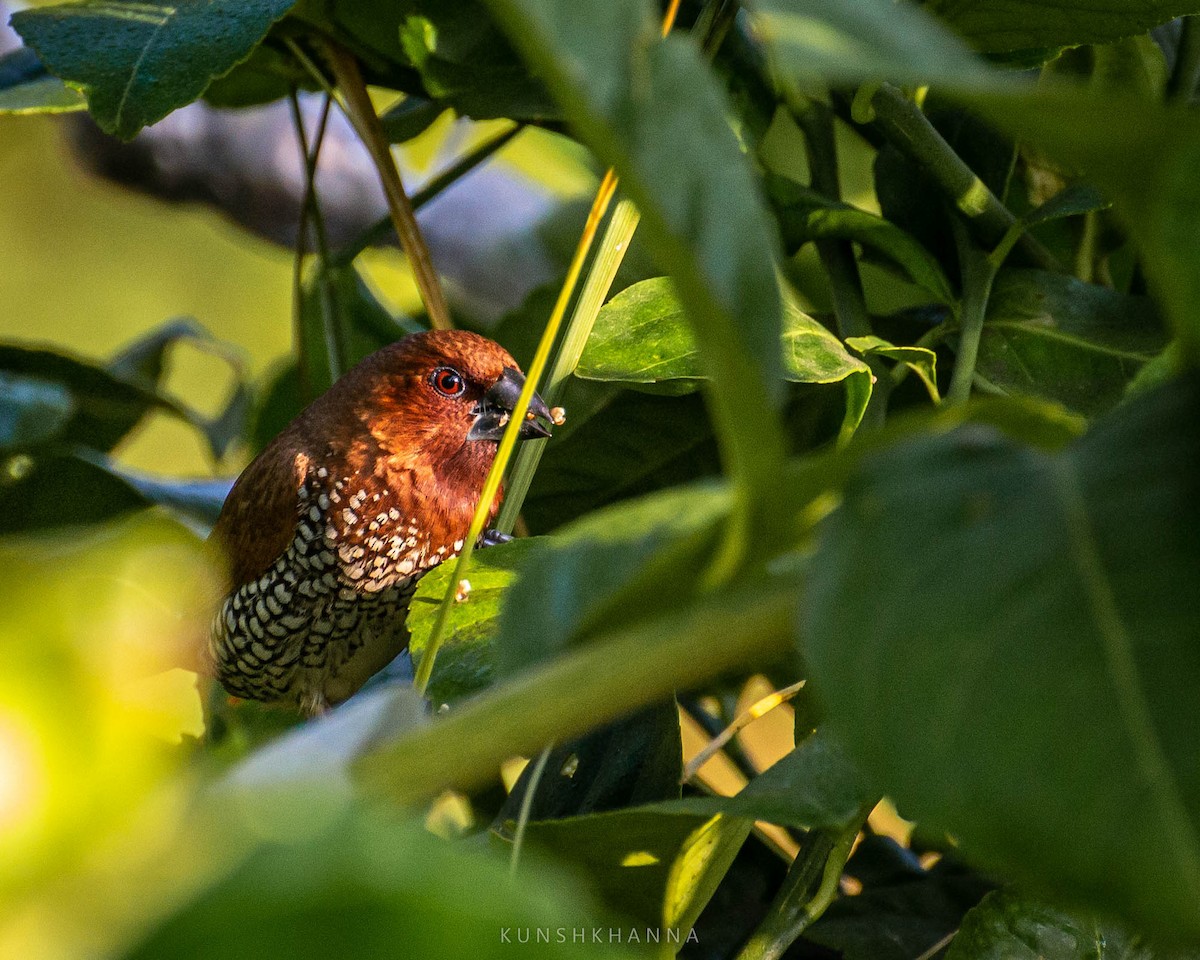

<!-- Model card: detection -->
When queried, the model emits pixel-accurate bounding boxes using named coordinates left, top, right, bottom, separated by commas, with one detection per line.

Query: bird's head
left=339, top=330, right=553, bottom=477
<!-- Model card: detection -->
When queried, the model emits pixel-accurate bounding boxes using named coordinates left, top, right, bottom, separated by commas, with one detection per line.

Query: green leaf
left=1019, top=184, right=1110, bottom=231
left=523, top=388, right=720, bottom=533
left=507, top=805, right=750, bottom=938
left=965, top=89, right=1200, bottom=364
left=769, top=176, right=955, bottom=304
left=0, top=46, right=86, bottom=114
left=396, top=1, right=557, bottom=120
left=925, top=0, right=1200, bottom=54
left=497, top=478, right=731, bottom=674
left=807, top=840, right=993, bottom=960
left=406, top=537, right=541, bottom=704
left=478, top=0, right=791, bottom=547
left=804, top=375, right=1200, bottom=941
left=0, top=372, right=75, bottom=450
left=753, top=0, right=991, bottom=88
left=128, top=799, right=635, bottom=960
left=846, top=335, right=940, bottom=403
left=578, top=277, right=869, bottom=391
left=946, top=888, right=1196, bottom=960
left=975, top=269, right=1167, bottom=416
left=656, top=729, right=870, bottom=831
left=12, top=0, right=297, bottom=139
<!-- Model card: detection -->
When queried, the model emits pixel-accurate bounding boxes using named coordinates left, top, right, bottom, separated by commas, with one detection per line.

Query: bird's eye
left=430, top=366, right=466, bottom=398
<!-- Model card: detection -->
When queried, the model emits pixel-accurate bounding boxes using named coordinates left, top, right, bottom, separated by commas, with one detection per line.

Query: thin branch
left=322, top=41, right=453, bottom=330
left=681, top=680, right=806, bottom=783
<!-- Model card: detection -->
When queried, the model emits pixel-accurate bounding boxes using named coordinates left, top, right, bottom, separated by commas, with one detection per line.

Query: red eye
left=431, top=367, right=466, bottom=398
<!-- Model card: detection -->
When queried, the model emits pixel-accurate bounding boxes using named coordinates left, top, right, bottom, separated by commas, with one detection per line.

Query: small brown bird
left=207, top=330, right=552, bottom=715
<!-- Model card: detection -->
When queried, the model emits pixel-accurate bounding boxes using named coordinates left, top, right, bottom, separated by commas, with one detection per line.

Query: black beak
left=467, top=366, right=553, bottom=442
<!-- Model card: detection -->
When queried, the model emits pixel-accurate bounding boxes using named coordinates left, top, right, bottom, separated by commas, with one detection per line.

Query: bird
left=206, top=330, right=552, bottom=716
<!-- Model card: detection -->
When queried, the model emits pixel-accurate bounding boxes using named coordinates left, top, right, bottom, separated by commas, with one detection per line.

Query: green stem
left=790, top=97, right=889, bottom=429
left=734, top=804, right=873, bottom=960
left=332, top=124, right=523, bottom=268
left=947, top=218, right=998, bottom=405
left=356, top=581, right=794, bottom=804
left=866, top=85, right=1059, bottom=272
left=288, top=90, right=344, bottom=397
left=495, top=197, right=641, bottom=533
left=509, top=744, right=553, bottom=877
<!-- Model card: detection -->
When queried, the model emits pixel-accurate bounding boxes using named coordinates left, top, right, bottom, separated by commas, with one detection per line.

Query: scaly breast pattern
left=209, top=465, right=465, bottom=713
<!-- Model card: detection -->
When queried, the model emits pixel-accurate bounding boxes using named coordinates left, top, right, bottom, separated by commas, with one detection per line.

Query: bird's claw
left=480, top=528, right=512, bottom=548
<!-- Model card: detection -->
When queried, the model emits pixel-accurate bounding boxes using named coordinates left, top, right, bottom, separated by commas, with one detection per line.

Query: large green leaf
left=926, top=0, right=1200, bottom=54
left=126, top=799, right=636, bottom=960
left=804, top=375, right=1200, bottom=940
left=0, top=46, right=86, bottom=114
left=947, top=888, right=1197, bottom=960
left=579, top=278, right=868, bottom=391
left=12, top=0, right=297, bottom=139
left=478, top=0, right=791, bottom=549
left=407, top=537, right=542, bottom=704
left=975, top=269, right=1166, bottom=416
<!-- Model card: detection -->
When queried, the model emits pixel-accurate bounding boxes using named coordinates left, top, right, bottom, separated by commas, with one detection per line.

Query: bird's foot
left=479, top=528, right=512, bottom=548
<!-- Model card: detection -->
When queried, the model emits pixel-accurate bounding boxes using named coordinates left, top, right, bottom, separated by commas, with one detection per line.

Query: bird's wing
left=210, top=437, right=311, bottom=589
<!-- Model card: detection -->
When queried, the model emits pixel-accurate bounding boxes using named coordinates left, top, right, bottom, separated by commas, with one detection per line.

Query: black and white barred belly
left=209, top=470, right=459, bottom=713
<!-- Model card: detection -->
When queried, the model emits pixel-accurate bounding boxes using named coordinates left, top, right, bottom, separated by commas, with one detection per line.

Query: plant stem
left=947, top=218, right=998, bottom=405
left=411, top=170, right=620, bottom=695
left=494, top=197, right=640, bottom=533
left=357, top=581, right=794, bottom=803
left=333, top=124, right=523, bottom=268
left=288, top=90, right=343, bottom=397
left=865, top=84, right=1059, bottom=272
left=509, top=744, right=553, bottom=877
left=733, top=804, right=873, bottom=960
left=322, top=42, right=453, bottom=331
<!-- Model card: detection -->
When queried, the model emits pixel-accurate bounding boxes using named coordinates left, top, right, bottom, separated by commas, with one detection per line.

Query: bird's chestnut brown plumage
left=207, top=330, right=552, bottom=715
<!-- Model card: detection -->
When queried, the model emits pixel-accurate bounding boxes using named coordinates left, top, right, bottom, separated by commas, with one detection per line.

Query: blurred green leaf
left=925, top=0, right=1200, bottom=54
left=480, top=0, right=791, bottom=544
left=0, top=452, right=148, bottom=532
left=126, top=800, right=636, bottom=960
left=769, top=176, right=955, bottom=303
left=0, top=372, right=75, bottom=450
left=13, top=0, right=297, bottom=139
left=804, top=375, right=1200, bottom=941
left=0, top=46, right=86, bottom=114
left=846, top=336, right=940, bottom=403
left=753, top=0, right=990, bottom=88
left=946, top=888, right=1195, bottom=960
left=975, top=269, right=1166, bottom=416
left=407, top=537, right=542, bottom=704
left=378, top=94, right=445, bottom=143
left=1018, top=183, right=1110, bottom=231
